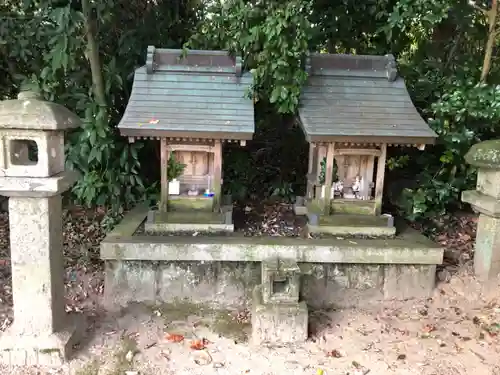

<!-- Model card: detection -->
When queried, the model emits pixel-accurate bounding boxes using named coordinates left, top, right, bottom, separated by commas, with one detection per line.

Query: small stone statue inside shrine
left=333, top=180, right=344, bottom=197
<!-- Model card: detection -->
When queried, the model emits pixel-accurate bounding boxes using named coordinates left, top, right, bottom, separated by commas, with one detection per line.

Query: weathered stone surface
left=0, top=93, right=81, bottom=366
left=0, top=131, right=65, bottom=178
left=104, top=260, right=260, bottom=309
left=383, top=264, right=436, bottom=300
left=300, top=264, right=384, bottom=308
left=104, top=260, right=156, bottom=309
left=0, top=196, right=81, bottom=365
left=465, top=139, right=500, bottom=169
left=476, top=169, right=500, bottom=199
left=104, top=260, right=439, bottom=308
left=102, top=236, right=443, bottom=264
left=261, top=258, right=300, bottom=304
left=0, top=316, right=80, bottom=366
left=0, top=171, right=79, bottom=197
left=157, top=261, right=258, bottom=308
left=9, top=196, right=65, bottom=334
left=474, top=215, right=500, bottom=280
left=0, top=91, right=81, bottom=131
left=102, top=207, right=443, bottom=309
left=307, top=222, right=396, bottom=237
left=462, top=190, right=500, bottom=217
left=463, top=141, right=500, bottom=280
left=145, top=208, right=234, bottom=233
left=251, top=286, right=308, bottom=346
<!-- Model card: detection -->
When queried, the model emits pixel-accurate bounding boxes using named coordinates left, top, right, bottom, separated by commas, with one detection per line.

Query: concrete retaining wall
left=104, top=260, right=436, bottom=309
left=101, top=205, right=443, bottom=310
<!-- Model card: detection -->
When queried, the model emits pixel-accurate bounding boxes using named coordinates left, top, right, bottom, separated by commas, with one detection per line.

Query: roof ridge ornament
left=235, top=56, right=242, bottom=77
left=146, top=45, right=156, bottom=74
left=385, top=54, right=398, bottom=82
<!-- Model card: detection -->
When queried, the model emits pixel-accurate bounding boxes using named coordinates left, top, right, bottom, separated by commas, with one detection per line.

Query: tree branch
left=480, top=0, right=498, bottom=82
left=469, top=0, right=488, bottom=15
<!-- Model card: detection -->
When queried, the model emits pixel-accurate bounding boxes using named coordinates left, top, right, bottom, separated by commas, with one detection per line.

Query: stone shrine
left=117, top=46, right=254, bottom=233
left=294, top=53, right=437, bottom=236
left=0, top=91, right=81, bottom=366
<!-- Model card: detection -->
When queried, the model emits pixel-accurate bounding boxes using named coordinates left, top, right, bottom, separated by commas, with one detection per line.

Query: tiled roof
left=118, top=47, right=255, bottom=140
left=298, top=53, right=437, bottom=144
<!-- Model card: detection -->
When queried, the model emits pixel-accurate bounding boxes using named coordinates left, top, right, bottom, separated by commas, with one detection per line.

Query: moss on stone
left=108, top=336, right=139, bottom=375
left=331, top=200, right=376, bottom=215
left=212, top=310, right=250, bottom=342
left=154, top=301, right=250, bottom=342
left=38, top=348, right=60, bottom=354
left=75, top=359, right=99, bottom=375
left=465, top=139, right=500, bottom=169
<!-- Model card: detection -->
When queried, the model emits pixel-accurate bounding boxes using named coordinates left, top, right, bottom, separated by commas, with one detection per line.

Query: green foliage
left=2, top=0, right=500, bottom=225
left=167, top=153, right=186, bottom=181
left=187, top=0, right=311, bottom=113
left=318, top=158, right=338, bottom=185
left=0, top=0, right=199, bottom=215
left=385, top=0, right=500, bottom=220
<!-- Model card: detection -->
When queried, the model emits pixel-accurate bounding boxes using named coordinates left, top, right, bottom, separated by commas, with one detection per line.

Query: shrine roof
left=298, top=53, right=437, bottom=145
left=117, top=47, right=255, bottom=140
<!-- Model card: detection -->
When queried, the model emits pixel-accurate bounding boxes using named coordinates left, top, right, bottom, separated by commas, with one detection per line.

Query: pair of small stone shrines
left=118, top=48, right=439, bottom=238
left=0, top=91, right=81, bottom=365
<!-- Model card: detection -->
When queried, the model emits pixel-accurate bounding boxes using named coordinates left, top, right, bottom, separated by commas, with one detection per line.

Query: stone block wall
left=103, top=260, right=436, bottom=310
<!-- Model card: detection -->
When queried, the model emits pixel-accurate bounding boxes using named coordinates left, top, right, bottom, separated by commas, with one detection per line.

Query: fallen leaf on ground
left=421, top=324, right=437, bottom=338
left=165, top=333, right=184, bottom=343
left=485, top=323, right=500, bottom=336
left=326, top=349, right=343, bottom=358
left=190, top=338, right=210, bottom=350
left=422, top=324, right=437, bottom=333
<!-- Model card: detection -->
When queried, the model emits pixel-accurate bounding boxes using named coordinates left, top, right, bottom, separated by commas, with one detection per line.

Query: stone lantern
left=0, top=91, right=81, bottom=366
left=462, top=139, right=500, bottom=280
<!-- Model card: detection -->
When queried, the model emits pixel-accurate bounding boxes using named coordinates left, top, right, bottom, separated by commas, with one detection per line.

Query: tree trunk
left=81, top=0, right=107, bottom=111
left=480, top=0, right=498, bottom=82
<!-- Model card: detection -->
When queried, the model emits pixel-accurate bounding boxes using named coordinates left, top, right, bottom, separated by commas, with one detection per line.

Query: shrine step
left=307, top=213, right=396, bottom=237
left=145, top=208, right=233, bottom=233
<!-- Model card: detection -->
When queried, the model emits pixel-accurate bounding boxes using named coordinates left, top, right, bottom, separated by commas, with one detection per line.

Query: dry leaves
left=326, top=349, right=343, bottom=358
left=190, top=338, right=210, bottom=350
left=165, top=333, right=184, bottom=343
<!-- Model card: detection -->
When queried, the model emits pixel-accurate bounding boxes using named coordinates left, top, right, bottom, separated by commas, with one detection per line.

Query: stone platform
left=145, top=208, right=233, bottom=233
left=251, top=285, right=308, bottom=346
left=307, top=213, right=395, bottom=236
left=294, top=196, right=395, bottom=237
left=101, top=204, right=444, bottom=310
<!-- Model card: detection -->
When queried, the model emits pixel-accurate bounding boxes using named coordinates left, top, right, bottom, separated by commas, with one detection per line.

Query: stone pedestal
left=0, top=91, right=81, bottom=366
left=462, top=140, right=500, bottom=280
left=251, top=286, right=308, bottom=346
left=251, top=259, right=308, bottom=346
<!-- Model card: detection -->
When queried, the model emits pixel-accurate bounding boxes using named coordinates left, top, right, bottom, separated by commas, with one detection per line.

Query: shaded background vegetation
left=1, top=0, right=500, bottom=226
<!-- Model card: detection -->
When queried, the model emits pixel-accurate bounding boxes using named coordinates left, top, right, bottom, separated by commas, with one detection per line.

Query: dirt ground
left=0, top=205, right=499, bottom=375
left=1, top=268, right=499, bottom=375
